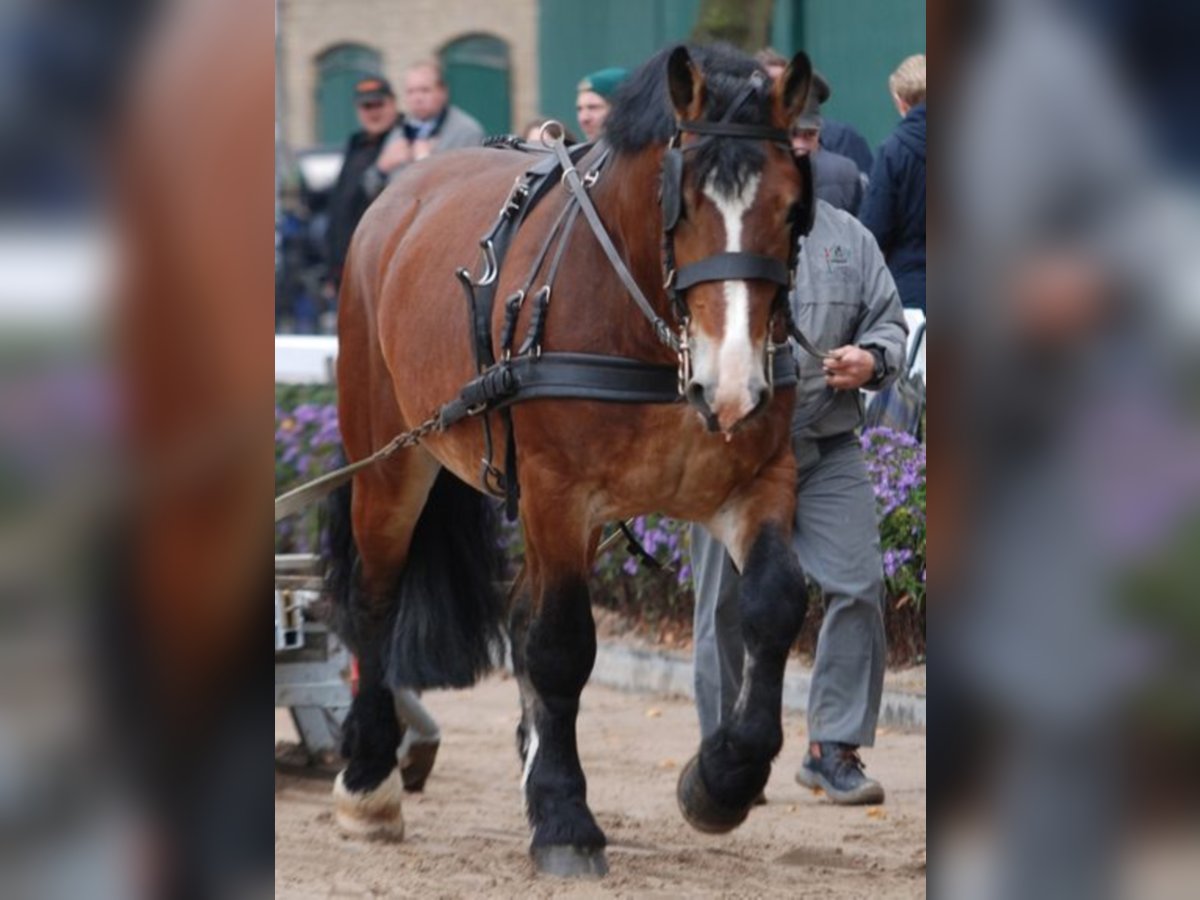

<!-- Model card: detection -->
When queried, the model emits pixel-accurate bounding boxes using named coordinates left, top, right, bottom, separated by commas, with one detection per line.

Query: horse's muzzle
left=686, top=379, right=772, bottom=435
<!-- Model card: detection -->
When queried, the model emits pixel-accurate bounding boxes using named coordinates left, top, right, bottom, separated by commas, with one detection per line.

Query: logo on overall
left=824, top=244, right=851, bottom=271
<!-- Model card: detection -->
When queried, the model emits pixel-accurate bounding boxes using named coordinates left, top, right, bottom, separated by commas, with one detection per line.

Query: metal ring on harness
left=537, top=120, right=566, bottom=147
left=477, top=238, right=500, bottom=286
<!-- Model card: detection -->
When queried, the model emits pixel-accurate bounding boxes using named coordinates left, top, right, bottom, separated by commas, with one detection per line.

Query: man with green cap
left=575, top=67, right=628, bottom=141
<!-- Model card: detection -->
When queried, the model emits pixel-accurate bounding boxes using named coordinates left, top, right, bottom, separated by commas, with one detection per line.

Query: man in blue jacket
left=860, top=55, right=926, bottom=313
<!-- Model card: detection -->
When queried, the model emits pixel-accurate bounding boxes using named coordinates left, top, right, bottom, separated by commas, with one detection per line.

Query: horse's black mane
left=605, top=43, right=774, bottom=195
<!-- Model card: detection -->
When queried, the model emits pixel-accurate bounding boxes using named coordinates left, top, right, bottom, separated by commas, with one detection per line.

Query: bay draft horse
left=326, top=44, right=815, bottom=877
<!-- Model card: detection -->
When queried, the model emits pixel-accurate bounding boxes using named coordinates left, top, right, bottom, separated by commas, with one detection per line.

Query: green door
left=315, top=44, right=383, bottom=147
left=772, top=0, right=926, bottom=149
left=538, top=0, right=702, bottom=132
left=441, top=34, right=512, bottom=137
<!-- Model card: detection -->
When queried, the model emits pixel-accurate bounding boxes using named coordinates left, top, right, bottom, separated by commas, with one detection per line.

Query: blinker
left=660, top=147, right=684, bottom=232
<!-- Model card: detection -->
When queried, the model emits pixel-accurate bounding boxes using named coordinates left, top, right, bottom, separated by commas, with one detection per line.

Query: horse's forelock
left=606, top=44, right=775, bottom=196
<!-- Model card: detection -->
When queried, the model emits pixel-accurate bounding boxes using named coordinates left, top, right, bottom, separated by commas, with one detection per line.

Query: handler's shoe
left=795, top=742, right=885, bottom=805
left=399, top=738, right=439, bottom=793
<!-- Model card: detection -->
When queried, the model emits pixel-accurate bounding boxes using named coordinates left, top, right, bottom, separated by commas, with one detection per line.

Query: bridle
left=554, top=74, right=819, bottom=395
left=659, top=76, right=817, bottom=392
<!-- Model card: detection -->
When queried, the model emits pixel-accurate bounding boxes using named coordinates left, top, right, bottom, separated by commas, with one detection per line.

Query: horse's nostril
left=685, top=381, right=720, bottom=432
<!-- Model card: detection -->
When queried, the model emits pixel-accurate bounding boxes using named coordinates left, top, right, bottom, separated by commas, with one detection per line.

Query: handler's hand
left=377, top=139, right=413, bottom=173
left=822, top=345, right=875, bottom=390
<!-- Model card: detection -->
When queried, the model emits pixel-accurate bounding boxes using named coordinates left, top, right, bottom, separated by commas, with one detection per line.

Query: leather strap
left=674, top=252, right=790, bottom=291
left=678, top=121, right=789, bottom=144
left=553, top=140, right=681, bottom=353
left=438, top=351, right=799, bottom=430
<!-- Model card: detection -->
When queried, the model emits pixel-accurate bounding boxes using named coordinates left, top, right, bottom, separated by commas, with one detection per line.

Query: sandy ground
left=275, top=672, right=925, bottom=898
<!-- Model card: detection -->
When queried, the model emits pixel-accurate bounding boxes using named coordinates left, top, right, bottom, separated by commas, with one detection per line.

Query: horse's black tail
left=323, top=478, right=369, bottom=656
left=323, top=469, right=507, bottom=690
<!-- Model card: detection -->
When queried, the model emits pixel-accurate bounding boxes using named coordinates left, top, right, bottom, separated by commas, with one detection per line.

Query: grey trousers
left=691, top=434, right=886, bottom=747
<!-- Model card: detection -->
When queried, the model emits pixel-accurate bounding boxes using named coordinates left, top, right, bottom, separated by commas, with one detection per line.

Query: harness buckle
left=582, top=168, right=600, bottom=189
left=663, top=268, right=676, bottom=290
left=503, top=176, right=530, bottom=217
left=676, top=319, right=692, bottom=396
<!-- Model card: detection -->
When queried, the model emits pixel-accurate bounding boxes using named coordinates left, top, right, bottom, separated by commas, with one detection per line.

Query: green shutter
left=771, top=0, right=926, bottom=150
left=538, top=0, right=702, bottom=134
left=537, top=0, right=924, bottom=152
left=315, top=44, right=383, bottom=147
left=441, top=34, right=512, bottom=137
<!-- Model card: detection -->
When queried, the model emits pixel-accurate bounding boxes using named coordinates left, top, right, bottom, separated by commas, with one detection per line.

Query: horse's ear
left=773, top=51, right=812, bottom=126
left=667, top=46, right=705, bottom=122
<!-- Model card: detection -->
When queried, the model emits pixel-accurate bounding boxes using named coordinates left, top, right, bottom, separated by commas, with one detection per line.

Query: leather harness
left=444, top=79, right=822, bottom=519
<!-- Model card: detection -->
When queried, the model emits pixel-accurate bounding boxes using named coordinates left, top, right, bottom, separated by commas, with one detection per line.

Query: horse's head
left=655, top=46, right=813, bottom=435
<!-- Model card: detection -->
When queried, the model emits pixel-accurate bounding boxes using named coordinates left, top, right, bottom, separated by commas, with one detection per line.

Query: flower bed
left=275, top=389, right=926, bottom=662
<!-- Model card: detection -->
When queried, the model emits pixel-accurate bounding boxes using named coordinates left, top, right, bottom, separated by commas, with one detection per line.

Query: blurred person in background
left=373, top=59, right=485, bottom=178
left=575, top=67, right=628, bottom=141
left=757, top=48, right=874, bottom=175
left=790, top=73, right=864, bottom=216
left=327, top=63, right=484, bottom=300
left=940, top=0, right=1200, bottom=896
left=689, top=198, right=908, bottom=806
left=860, top=55, right=926, bottom=314
left=326, top=76, right=401, bottom=292
left=275, top=189, right=320, bottom=333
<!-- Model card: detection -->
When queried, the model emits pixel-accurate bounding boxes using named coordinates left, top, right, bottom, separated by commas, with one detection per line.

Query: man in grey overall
left=690, top=198, right=907, bottom=804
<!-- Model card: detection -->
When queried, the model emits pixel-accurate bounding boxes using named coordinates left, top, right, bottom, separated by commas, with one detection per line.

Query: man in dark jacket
left=757, top=50, right=874, bottom=175
left=821, top=119, right=874, bottom=179
left=790, top=91, right=863, bottom=216
left=860, top=55, right=926, bottom=313
left=326, top=76, right=401, bottom=288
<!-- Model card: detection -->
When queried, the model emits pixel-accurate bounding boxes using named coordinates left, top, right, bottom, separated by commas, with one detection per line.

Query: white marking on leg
left=333, top=768, right=405, bottom=839
left=707, top=507, right=749, bottom=572
left=700, top=175, right=765, bottom=429
left=731, top=651, right=758, bottom=720
left=521, top=723, right=540, bottom=816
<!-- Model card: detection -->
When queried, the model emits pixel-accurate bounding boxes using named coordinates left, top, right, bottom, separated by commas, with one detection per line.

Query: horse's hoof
left=676, top=754, right=750, bottom=835
left=333, top=769, right=405, bottom=840
left=531, top=844, right=609, bottom=879
left=400, top=739, right=439, bottom=792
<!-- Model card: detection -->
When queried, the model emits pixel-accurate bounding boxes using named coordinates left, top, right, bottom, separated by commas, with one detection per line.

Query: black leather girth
left=437, top=351, right=799, bottom=430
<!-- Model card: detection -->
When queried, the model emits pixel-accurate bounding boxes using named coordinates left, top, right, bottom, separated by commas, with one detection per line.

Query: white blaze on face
left=696, top=173, right=765, bottom=431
